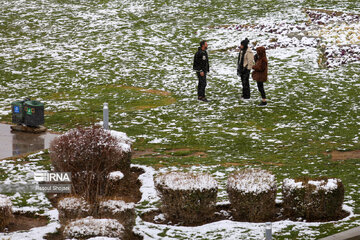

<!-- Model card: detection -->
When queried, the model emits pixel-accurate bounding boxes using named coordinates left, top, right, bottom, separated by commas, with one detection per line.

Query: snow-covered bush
left=0, top=194, right=13, bottom=230
left=97, top=198, right=136, bottom=233
left=227, top=169, right=277, bottom=222
left=282, top=177, right=344, bottom=220
left=155, top=172, right=218, bottom=224
left=105, top=171, right=126, bottom=196
left=50, top=126, right=132, bottom=202
left=63, top=216, right=124, bottom=239
left=57, top=196, right=91, bottom=224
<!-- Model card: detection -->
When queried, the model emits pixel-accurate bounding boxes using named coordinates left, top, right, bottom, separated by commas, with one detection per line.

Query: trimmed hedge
left=58, top=195, right=136, bottom=238
left=57, top=196, right=91, bottom=224
left=96, top=197, right=136, bottom=234
left=155, top=172, right=218, bottom=225
left=63, top=216, right=124, bottom=239
left=0, top=195, right=13, bottom=230
left=105, top=171, right=126, bottom=196
left=282, top=177, right=344, bottom=221
left=227, top=169, right=277, bottom=222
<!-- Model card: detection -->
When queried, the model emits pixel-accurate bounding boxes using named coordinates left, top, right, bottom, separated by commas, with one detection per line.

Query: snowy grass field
left=0, top=0, right=360, bottom=239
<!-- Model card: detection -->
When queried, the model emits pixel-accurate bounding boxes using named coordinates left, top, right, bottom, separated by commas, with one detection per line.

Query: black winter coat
left=193, top=47, right=209, bottom=73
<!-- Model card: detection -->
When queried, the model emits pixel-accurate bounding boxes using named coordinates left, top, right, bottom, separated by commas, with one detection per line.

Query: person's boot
left=258, top=101, right=267, bottom=106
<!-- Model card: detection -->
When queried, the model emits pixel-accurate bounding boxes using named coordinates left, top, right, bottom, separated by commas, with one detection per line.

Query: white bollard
left=265, top=222, right=272, bottom=240
left=103, top=103, right=109, bottom=130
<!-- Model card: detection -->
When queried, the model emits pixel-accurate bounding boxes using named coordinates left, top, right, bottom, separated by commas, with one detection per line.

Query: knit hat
left=241, top=38, right=249, bottom=48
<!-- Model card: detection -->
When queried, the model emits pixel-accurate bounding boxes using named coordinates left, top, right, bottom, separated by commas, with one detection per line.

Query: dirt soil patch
left=133, top=148, right=208, bottom=159
left=141, top=203, right=350, bottom=226
left=328, top=150, right=360, bottom=161
left=2, top=212, right=49, bottom=233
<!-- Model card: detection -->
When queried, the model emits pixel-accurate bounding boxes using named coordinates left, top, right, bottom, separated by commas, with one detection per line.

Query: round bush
left=50, top=126, right=132, bottom=202
left=227, top=169, right=277, bottom=222
left=282, top=177, right=344, bottom=221
left=155, top=172, right=218, bottom=225
left=57, top=196, right=91, bottom=224
left=0, top=194, right=13, bottom=230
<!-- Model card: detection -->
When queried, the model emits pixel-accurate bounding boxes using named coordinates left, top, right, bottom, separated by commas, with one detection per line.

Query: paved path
left=320, top=226, right=360, bottom=240
left=0, top=123, right=58, bottom=159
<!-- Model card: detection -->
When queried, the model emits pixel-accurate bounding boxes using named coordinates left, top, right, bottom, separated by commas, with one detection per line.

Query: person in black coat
left=193, top=40, right=210, bottom=102
left=237, top=38, right=254, bottom=99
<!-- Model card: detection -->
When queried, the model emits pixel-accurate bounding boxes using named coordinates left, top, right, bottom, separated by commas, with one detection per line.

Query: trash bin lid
left=25, top=100, right=44, bottom=107
left=11, top=100, right=24, bottom=105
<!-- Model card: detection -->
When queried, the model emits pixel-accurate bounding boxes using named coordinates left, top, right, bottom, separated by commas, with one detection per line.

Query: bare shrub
left=282, top=177, right=344, bottom=221
left=227, top=169, right=277, bottom=222
left=57, top=196, right=91, bottom=224
left=0, top=195, right=13, bottom=230
left=50, top=126, right=132, bottom=203
left=155, top=172, right=218, bottom=225
left=63, top=216, right=124, bottom=239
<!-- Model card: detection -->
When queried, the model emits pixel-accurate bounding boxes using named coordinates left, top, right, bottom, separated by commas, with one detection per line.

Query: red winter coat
left=252, top=47, right=268, bottom=82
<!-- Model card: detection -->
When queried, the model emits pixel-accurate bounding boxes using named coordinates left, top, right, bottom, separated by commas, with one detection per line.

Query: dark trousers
left=240, top=69, right=250, bottom=99
left=257, top=81, right=266, bottom=99
left=197, top=72, right=207, bottom=98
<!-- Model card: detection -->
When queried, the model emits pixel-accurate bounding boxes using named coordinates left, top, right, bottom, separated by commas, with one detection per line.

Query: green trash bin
left=11, top=100, right=25, bottom=124
left=24, top=100, right=44, bottom=127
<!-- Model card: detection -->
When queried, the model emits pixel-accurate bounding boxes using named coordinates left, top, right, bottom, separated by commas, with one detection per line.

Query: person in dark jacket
left=237, top=38, right=254, bottom=99
left=252, top=46, right=268, bottom=106
left=193, top=40, right=210, bottom=102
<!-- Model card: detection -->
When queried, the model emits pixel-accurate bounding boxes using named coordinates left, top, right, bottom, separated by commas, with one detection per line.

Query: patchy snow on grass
left=309, top=23, right=360, bottom=45
left=0, top=0, right=359, bottom=239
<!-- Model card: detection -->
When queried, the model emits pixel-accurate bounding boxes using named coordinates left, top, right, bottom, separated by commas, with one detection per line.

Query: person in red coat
left=252, top=46, right=268, bottom=106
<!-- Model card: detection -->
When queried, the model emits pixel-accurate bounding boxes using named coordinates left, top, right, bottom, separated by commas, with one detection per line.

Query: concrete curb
left=319, top=226, right=360, bottom=240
